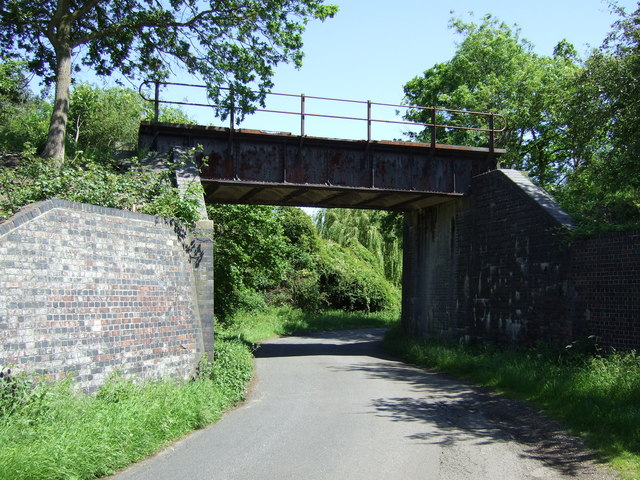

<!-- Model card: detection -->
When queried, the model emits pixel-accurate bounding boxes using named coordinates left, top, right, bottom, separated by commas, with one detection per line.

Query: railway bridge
left=139, top=83, right=577, bottom=346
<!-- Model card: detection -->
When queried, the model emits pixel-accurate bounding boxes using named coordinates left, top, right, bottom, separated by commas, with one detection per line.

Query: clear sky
left=93, top=0, right=639, bottom=140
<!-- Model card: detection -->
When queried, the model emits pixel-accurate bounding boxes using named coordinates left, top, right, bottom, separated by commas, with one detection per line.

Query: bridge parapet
left=139, top=122, right=504, bottom=211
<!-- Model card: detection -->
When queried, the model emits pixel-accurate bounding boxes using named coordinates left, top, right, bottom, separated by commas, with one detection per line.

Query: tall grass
left=0, top=338, right=253, bottom=480
left=383, top=326, right=640, bottom=479
left=0, top=309, right=396, bottom=480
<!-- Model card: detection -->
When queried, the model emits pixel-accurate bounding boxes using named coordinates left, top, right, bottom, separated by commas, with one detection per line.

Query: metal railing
left=139, top=81, right=507, bottom=151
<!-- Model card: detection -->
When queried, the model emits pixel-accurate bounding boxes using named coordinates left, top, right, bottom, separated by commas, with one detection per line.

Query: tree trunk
left=41, top=47, right=72, bottom=163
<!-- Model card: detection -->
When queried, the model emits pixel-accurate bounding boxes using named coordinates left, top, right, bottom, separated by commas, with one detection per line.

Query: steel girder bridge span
left=138, top=82, right=506, bottom=211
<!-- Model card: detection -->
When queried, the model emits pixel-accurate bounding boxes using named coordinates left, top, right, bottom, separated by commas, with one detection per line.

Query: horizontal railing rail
left=139, top=81, right=507, bottom=151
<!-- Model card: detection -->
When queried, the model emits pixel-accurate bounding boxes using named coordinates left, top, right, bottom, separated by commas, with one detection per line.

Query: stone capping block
left=0, top=198, right=174, bottom=240
left=476, top=169, right=575, bottom=230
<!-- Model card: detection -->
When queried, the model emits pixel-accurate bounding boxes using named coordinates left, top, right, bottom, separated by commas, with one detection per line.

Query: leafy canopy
left=403, top=14, right=583, bottom=187
left=0, top=0, right=337, bottom=159
left=0, top=0, right=336, bottom=102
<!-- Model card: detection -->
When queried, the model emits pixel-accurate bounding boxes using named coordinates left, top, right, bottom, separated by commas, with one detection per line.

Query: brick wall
left=402, top=169, right=639, bottom=350
left=0, top=199, right=213, bottom=392
left=571, top=231, right=640, bottom=350
left=456, top=170, right=576, bottom=344
left=402, top=169, right=577, bottom=346
left=402, top=201, right=460, bottom=338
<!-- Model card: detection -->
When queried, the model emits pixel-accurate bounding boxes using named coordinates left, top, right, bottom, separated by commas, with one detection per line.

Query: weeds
left=0, top=338, right=253, bottom=480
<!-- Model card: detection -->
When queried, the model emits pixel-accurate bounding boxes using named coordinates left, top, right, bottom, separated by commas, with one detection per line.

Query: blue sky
left=91, top=0, right=638, bottom=140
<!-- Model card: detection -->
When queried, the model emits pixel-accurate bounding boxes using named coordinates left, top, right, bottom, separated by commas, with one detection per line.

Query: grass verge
left=0, top=308, right=397, bottom=479
left=220, top=306, right=400, bottom=344
left=383, top=325, right=640, bottom=480
left=0, top=338, right=253, bottom=480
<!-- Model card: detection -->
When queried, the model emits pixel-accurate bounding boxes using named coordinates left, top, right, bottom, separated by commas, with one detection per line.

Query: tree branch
left=47, top=0, right=72, bottom=47
left=69, top=0, right=103, bottom=23
left=71, top=4, right=249, bottom=48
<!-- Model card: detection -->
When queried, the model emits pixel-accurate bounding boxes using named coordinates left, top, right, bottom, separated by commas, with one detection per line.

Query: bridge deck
left=139, top=122, right=505, bottom=211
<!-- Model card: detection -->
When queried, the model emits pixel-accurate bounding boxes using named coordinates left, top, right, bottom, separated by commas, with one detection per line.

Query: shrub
left=0, top=152, right=203, bottom=224
left=318, top=240, right=400, bottom=313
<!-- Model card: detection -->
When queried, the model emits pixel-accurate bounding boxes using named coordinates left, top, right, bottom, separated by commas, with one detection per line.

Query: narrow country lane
left=109, top=329, right=618, bottom=480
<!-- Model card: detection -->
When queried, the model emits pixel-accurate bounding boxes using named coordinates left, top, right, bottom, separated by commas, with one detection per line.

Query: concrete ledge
left=493, top=169, right=574, bottom=229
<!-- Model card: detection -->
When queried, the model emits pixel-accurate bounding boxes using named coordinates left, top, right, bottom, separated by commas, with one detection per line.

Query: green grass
left=383, top=326, right=640, bottom=480
left=0, top=308, right=397, bottom=480
left=0, top=338, right=253, bottom=480
left=220, top=306, right=400, bottom=344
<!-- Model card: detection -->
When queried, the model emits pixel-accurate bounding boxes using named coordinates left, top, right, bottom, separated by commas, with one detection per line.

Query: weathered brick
left=0, top=199, right=214, bottom=392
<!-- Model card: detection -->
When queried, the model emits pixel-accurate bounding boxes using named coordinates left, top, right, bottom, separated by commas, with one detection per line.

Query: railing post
left=430, top=107, right=437, bottom=148
left=229, top=88, right=235, bottom=131
left=154, top=81, right=160, bottom=124
left=489, top=113, right=495, bottom=153
left=301, top=93, right=306, bottom=137
left=367, top=100, right=372, bottom=142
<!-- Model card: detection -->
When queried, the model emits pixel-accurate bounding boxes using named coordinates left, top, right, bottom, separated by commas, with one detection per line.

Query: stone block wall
left=571, top=231, right=640, bottom=350
left=0, top=199, right=213, bottom=392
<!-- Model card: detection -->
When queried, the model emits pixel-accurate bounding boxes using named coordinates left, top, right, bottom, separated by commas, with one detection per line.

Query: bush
left=0, top=152, right=203, bottom=224
left=318, top=240, right=400, bottom=313
left=208, top=204, right=291, bottom=320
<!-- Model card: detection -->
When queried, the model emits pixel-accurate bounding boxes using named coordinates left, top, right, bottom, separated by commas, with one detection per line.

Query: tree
left=316, top=208, right=403, bottom=286
left=67, top=83, right=193, bottom=157
left=402, top=15, right=583, bottom=187
left=555, top=2, right=640, bottom=230
left=0, top=0, right=337, bottom=161
left=0, top=58, right=29, bottom=105
left=0, top=59, right=51, bottom=152
left=208, top=204, right=291, bottom=320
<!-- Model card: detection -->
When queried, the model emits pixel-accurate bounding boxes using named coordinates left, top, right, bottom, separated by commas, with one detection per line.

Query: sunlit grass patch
left=0, top=338, right=253, bottom=480
left=220, top=306, right=400, bottom=344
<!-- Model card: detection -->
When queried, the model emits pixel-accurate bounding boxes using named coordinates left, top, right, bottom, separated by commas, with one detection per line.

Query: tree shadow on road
left=253, top=328, right=616, bottom=478
left=253, top=328, right=394, bottom=360
left=342, top=361, right=616, bottom=479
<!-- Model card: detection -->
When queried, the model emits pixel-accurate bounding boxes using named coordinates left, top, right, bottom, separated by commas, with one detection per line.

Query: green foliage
left=68, top=84, right=144, bottom=156
left=403, top=10, right=640, bottom=232
left=274, top=207, right=325, bottom=311
left=0, top=60, right=50, bottom=153
left=316, top=208, right=403, bottom=286
left=0, top=0, right=337, bottom=159
left=553, top=4, right=640, bottom=233
left=208, top=204, right=292, bottom=320
left=222, top=306, right=400, bottom=345
left=0, top=152, right=203, bottom=224
left=210, top=204, right=401, bottom=320
left=403, top=14, right=583, bottom=188
left=384, top=327, right=640, bottom=478
left=0, top=338, right=253, bottom=480
left=67, top=83, right=194, bottom=159
left=317, top=240, right=400, bottom=313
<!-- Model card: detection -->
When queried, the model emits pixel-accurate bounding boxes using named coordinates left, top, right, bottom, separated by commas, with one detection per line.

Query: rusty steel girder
left=139, top=122, right=504, bottom=211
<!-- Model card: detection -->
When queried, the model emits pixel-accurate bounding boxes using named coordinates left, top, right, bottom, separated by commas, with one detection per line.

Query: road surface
left=109, top=329, right=618, bottom=479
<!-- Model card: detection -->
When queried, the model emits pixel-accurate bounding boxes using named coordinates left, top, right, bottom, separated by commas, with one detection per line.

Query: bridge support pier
left=402, top=200, right=460, bottom=340
left=401, top=169, right=577, bottom=346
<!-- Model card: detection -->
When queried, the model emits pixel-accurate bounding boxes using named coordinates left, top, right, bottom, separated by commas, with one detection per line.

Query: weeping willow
left=315, top=208, right=403, bottom=286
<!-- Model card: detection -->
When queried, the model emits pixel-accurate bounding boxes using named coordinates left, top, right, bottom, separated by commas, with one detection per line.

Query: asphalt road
left=109, top=329, right=618, bottom=480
